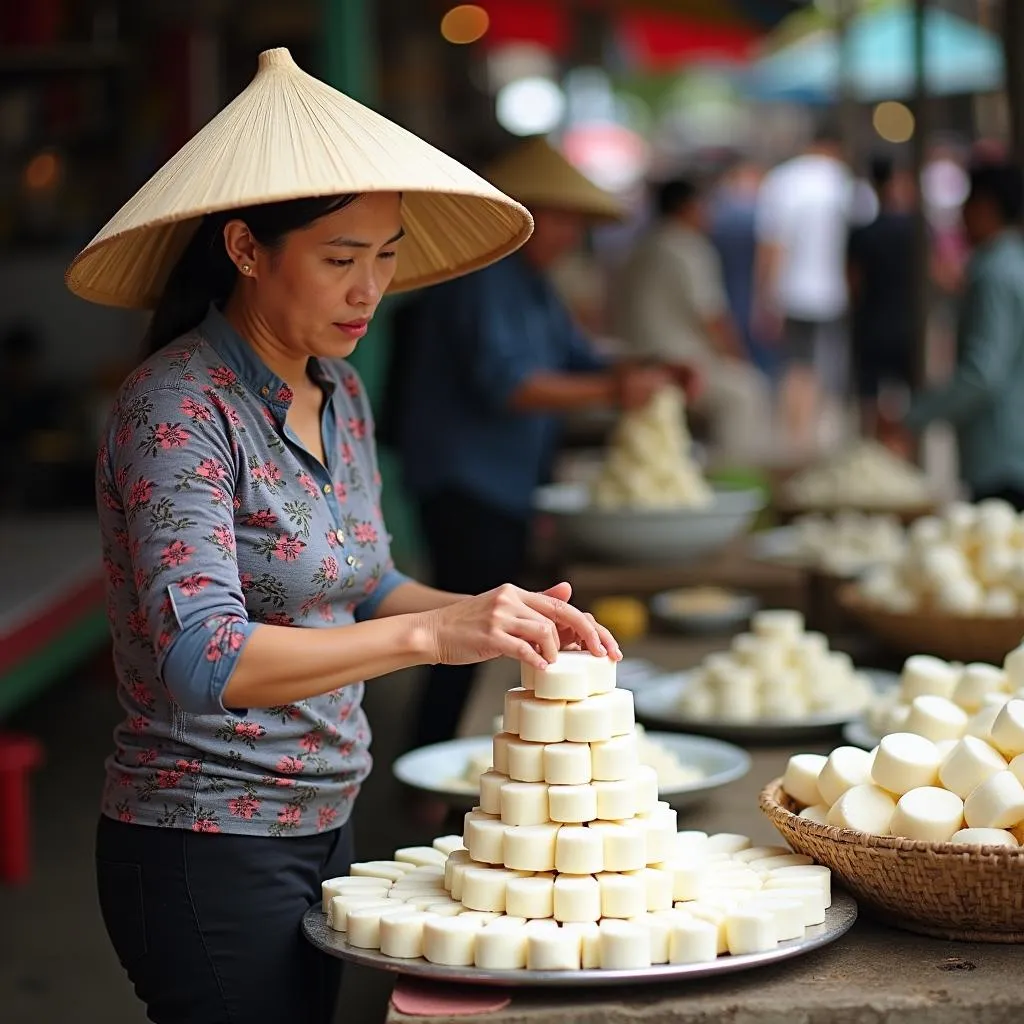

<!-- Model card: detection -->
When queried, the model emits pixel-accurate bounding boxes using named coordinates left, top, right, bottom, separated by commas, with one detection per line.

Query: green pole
left=321, top=0, right=422, bottom=570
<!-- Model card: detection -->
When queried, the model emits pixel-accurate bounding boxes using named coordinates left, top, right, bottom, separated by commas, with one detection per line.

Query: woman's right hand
left=417, top=583, right=614, bottom=673
left=613, top=363, right=674, bottom=411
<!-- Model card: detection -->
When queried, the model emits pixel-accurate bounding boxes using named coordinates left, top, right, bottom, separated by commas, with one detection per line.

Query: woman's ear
left=223, top=220, right=260, bottom=277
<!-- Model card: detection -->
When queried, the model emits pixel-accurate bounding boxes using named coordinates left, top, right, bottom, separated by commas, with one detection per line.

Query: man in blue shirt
left=385, top=138, right=693, bottom=757
left=881, top=161, right=1024, bottom=509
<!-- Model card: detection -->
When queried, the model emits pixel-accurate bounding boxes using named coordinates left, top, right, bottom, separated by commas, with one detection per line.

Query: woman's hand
left=613, top=363, right=675, bottom=411
left=418, top=581, right=621, bottom=673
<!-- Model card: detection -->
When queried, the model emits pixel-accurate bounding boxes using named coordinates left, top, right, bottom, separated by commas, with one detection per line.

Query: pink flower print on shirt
left=115, top=421, right=132, bottom=448
left=208, top=524, right=236, bottom=558
left=341, top=442, right=354, bottom=465
left=297, top=473, right=319, bottom=499
left=177, top=573, right=212, bottom=597
left=244, top=509, right=278, bottom=528
left=262, top=611, right=295, bottom=626
left=229, top=795, right=262, bottom=820
left=125, top=366, right=153, bottom=390
left=347, top=418, right=367, bottom=440
left=318, top=806, right=338, bottom=831
left=254, top=534, right=306, bottom=562
left=156, top=769, right=183, bottom=789
left=104, top=556, right=125, bottom=588
left=137, top=749, right=158, bottom=766
left=176, top=759, right=203, bottom=775
left=128, top=680, right=155, bottom=711
left=352, top=521, right=378, bottom=546
left=196, top=458, right=227, bottom=481
left=277, top=805, right=302, bottom=828
left=115, top=465, right=130, bottom=490
left=215, top=719, right=265, bottom=751
left=209, top=366, right=238, bottom=389
left=276, top=384, right=294, bottom=404
left=127, top=609, right=150, bottom=643
left=143, top=423, right=190, bottom=456
left=315, top=556, right=339, bottom=585
left=299, top=730, right=323, bottom=755
left=204, top=389, right=243, bottom=428
left=261, top=406, right=276, bottom=427
left=192, top=817, right=221, bottom=833
left=343, top=375, right=360, bottom=399
left=161, top=539, right=195, bottom=568
left=181, top=396, right=213, bottom=421
left=126, top=478, right=153, bottom=514
left=204, top=615, right=247, bottom=664
left=277, top=755, right=304, bottom=775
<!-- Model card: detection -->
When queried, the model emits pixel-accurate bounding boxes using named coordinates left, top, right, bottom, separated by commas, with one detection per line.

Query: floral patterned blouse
left=96, top=305, right=409, bottom=836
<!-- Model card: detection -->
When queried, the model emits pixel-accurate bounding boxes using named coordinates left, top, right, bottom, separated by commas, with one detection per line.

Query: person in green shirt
left=881, top=161, right=1024, bottom=509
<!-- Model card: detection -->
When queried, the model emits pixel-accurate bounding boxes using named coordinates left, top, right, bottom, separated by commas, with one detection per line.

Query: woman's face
left=249, top=192, right=403, bottom=360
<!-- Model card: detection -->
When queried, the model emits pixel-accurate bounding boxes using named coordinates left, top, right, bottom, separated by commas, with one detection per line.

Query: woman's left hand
left=543, top=582, right=622, bottom=658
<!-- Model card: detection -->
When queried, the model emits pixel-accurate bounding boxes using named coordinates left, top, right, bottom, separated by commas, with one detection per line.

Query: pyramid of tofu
left=321, top=652, right=836, bottom=972
left=459, top=652, right=677, bottom=923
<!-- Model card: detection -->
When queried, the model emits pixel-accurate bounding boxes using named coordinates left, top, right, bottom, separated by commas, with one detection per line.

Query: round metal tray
left=303, top=892, right=857, bottom=987
left=632, top=670, right=899, bottom=745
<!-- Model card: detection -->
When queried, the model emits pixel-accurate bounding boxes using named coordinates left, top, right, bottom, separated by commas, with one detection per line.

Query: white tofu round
left=505, top=874, right=554, bottom=920
left=474, top=918, right=528, bottom=970
left=782, top=753, right=827, bottom=807
left=963, top=770, right=1024, bottom=829
left=554, top=826, right=604, bottom=875
left=548, top=783, right=598, bottom=824
left=826, top=784, right=897, bottom=835
left=423, top=916, right=482, bottom=966
left=798, top=804, right=830, bottom=825
left=949, top=827, right=1020, bottom=848
left=871, top=732, right=942, bottom=795
left=479, top=770, right=510, bottom=814
left=518, top=699, right=568, bottom=743
left=543, top=742, right=592, bottom=786
left=900, top=655, right=960, bottom=701
left=990, top=699, right=1024, bottom=758
left=904, top=695, right=969, bottom=743
left=563, top=694, right=614, bottom=743
left=818, top=746, right=874, bottom=806
left=506, top=739, right=546, bottom=783
left=503, top=823, right=560, bottom=872
left=500, top=781, right=551, bottom=826
left=938, top=736, right=1008, bottom=799
left=889, top=786, right=964, bottom=843
left=553, top=874, right=601, bottom=924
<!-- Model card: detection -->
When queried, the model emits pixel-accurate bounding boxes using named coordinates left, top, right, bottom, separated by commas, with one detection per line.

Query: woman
left=68, top=49, right=620, bottom=1024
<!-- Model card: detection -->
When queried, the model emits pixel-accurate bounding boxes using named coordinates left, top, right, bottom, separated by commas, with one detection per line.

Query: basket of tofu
left=760, top=699, right=1024, bottom=941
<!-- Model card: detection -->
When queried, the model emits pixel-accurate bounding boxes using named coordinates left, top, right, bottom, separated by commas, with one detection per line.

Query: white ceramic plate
left=392, top=732, right=751, bottom=812
left=842, top=718, right=883, bottom=750
left=632, top=669, right=901, bottom=744
left=747, top=527, right=806, bottom=567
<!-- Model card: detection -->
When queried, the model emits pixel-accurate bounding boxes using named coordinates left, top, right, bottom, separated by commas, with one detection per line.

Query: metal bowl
left=534, top=484, right=765, bottom=565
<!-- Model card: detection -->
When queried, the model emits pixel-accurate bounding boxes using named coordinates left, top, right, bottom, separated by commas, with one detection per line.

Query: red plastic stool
left=0, top=732, right=45, bottom=885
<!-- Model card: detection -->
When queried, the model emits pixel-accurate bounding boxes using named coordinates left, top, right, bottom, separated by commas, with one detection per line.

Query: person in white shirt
left=754, top=127, right=854, bottom=453
left=618, top=177, right=773, bottom=462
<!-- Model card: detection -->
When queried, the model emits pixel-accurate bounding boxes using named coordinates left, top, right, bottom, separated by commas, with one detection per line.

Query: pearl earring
left=241, top=264, right=251, bottom=274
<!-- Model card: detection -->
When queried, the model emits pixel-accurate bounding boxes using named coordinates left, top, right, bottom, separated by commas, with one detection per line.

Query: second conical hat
left=66, top=48, right=533, bottom=309
left=484, top=136, right=624, bottom=222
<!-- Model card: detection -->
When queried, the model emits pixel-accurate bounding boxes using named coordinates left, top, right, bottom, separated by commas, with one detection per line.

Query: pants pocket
left=96, top=859, right=148, bottom=970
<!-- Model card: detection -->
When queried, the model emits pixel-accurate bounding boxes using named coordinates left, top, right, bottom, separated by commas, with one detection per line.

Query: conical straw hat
left=66, top=48, right=533, bottom=309
left=484, top=136, right=624, bottom=222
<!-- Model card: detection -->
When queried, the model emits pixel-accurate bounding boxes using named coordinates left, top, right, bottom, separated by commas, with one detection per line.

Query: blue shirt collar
left=198, top=304, right=334, bottom=415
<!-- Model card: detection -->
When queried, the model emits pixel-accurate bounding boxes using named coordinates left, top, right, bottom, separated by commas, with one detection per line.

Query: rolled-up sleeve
left=107, top=386, right=257, bottom=715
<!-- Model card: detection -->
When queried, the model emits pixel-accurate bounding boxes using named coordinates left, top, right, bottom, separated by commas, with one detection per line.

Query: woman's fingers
left=588, top=614, right=622, bottom=659
left=498, top=634, right=552, bottom=672
left=510, top=616, right=561, bottom=665
left=520, top=591, right=607, bottom=656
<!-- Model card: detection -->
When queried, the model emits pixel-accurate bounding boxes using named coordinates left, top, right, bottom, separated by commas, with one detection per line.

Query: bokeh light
left=441, top=5, right=489, bottom=45
left=873, top=101, right=915, bottom=144
left=496, top=77, right=566, bottom=136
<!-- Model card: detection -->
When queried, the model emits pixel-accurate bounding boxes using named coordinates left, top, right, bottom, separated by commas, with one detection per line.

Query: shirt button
left=323, top=484, right=332, bottom=494
left=346, top=555, right=357, bottom=566
left=335, top=530, right=345, bottom=544
left=260, top=385, right=270, bottom=397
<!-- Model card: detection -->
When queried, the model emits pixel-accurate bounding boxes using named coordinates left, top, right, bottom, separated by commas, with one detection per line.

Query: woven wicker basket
left=761, top=778, right=1024, bottom=942
left=838, top=584, right=1024, bottom=664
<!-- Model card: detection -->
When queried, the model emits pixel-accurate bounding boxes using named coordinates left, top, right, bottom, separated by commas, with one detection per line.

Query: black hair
left=655, top=178, right=699, bottom=218
left=869, top=154, right=895, bottom=191
left=143, top=193, right=358, bottom=356
left=967, top=162, right=1024, bottom=225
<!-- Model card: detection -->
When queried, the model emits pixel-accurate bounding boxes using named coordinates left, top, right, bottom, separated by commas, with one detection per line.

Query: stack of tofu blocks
left=323, top=652, right=833, bottom=972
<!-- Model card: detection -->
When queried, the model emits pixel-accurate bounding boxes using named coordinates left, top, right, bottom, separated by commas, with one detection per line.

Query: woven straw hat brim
left=484, top=136, right=625, bottom=223
left=65, top=48, right=533, bottom=309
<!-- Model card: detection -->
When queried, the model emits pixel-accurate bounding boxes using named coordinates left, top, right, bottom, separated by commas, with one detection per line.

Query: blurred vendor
left=387, top=137, right=693, bottom=755
left=881, top=161, right=1024, bottom=509
left=618, top=177, right=773, bottom=464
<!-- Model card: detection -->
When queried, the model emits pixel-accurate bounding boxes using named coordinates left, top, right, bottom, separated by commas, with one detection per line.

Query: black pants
left=409, top=488, right=530, bottom=750
left=95, top=815, right=352, bottom=1024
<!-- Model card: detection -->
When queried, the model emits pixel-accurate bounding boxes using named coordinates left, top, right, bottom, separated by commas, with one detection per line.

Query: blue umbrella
left=747, top=3, right=1004, bottom=103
